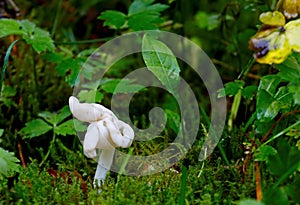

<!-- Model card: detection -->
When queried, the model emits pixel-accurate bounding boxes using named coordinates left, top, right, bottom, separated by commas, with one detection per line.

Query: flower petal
left=259, top=11, right=285, bottom=26
left=285, top=18, right=300, bottom=51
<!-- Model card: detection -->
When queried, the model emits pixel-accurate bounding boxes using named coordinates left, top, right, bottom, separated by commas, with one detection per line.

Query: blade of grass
left=1, top=39, right=19, bottom=94
left=199, top=105, right=236, bottom=177
left=178, top=165, right=188, bottom=205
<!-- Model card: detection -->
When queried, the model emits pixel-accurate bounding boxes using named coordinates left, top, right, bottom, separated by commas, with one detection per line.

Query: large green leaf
left=0, top=19, right=54, bottom=53
left=0, top=19, right=25, bottom=37
left=142, top=34, right=180, bottom=93
left=20, top=119, right=52, bottom=139
left=258, top=75, right=281, bottom=96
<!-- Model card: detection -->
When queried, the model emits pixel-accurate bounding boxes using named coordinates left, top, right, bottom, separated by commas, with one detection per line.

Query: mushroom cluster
left=69, top=96, right=134, bottom=192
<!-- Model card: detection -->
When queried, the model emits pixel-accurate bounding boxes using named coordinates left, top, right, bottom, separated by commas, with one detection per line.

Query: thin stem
left=51, top=0, right=63, bottom=37
left=255, top=161, right=262, bottom=201
left=261, top=110, right=300, bottom=143
left=1, top=39, right=19, bottom=94
left=39, top=128, right=56, bottom=167
left=54, top=37, right=113, bottom=45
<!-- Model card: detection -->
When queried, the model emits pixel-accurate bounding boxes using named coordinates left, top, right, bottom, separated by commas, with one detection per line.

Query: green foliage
left=20, top=106, right=86, bottom=139
left=142, top=34, right=180, bottom=93
left=0, top=147, right=20, bottom=178
left=0, top=19, right=54, bottom=53
left=98, top=0, right=168, bottom=31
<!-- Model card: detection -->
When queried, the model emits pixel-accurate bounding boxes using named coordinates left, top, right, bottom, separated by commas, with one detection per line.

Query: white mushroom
left=68, top=96, right=134, bottom=193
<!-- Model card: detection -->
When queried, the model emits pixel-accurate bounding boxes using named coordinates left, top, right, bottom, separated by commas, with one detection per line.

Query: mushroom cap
left=69, top=96, right=134, bottom=158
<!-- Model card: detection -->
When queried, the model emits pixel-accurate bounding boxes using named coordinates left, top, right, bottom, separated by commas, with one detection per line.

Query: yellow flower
left=249, top=11, right=300, bottom=64
left=276, top=0, right=300, bottom=19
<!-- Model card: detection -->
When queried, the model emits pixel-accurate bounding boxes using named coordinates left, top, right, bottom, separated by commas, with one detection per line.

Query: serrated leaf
left=38, top=111, right=56, bottom=125
left=56, top=106, right=72, bottom=125
left=128, top=0, right=168, bottom=15
left=55, top=57, right=84, bottom=86
left=54, top=120, right=76, bottom=136
left=0, top=19, right=25, bottom=37
left=0, top=19, right=54, bottom=53
left=0, top=147, right=20, bottom=177
left=78, top=89, right=103, bottom=103
left=19, top=20, right=54, bottom=53
left=101, top=79, right=145, bottom=94
left=55, top=119, right=86, bottom=136
left=127, top=0, right=168, bottom=31
left=20, top=119, right=52, bottom=139
left=98, top=10, right=126, bottom=29
left=142, top=34, right=180, bottom=93
left=128, top=12, right=162, bottom=31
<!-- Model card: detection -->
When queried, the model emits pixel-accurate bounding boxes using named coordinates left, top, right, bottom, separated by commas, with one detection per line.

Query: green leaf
left=101, top=79, right=145, bottom=94
left=42, top=52, right=64, bottom=63
left=286, top=176, right=300, bottom=202
left=276, top=59, right=300, bottom=83
left=19, top=20, right=54, bottom=53
left=128, top=0, right=168, bottom=15
left=263, top=188, right=289, bottom=205
left=55, top=119, right=86, bottom=136
left=20, top=119, right=52, bottom=139
left=56, top=106, right=72, bottom=125
left=239, top=199, right=265, bottom=205
left=78, top=89, right=103, bottom=103
left=288, top=83, right=300, bottom=105
left=0, top=19, right=26, bottom=37
left=142, top=34, right=180, bottom=93
left=223, top=80, right=245, bottom=97
left=0, top=19, right=54, bottom=53
left=242, top=85, right=257, bottom=99
left=55, top=58, right=84, bottom=86
left=38, top=106, right=71, bottom=125
left=166, top=109, right=180, bottom=133
left=98, top=10, right=126, bottom=29
left=127, top=0, right=168, bottom=31
left=128, top=12, right=162, bottom=31
left=0, top=147, right=20, bottom=177
left=54, top=120, right=76, bottom=136
left=256, top=90, right=276, bottom=121
left=258, top=75, right=281, bottom=96
left=255, top=145, right=278, bottom=162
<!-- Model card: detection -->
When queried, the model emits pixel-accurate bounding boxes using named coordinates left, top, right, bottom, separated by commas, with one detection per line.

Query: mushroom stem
left=94, top=148, right=115, bottom=194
